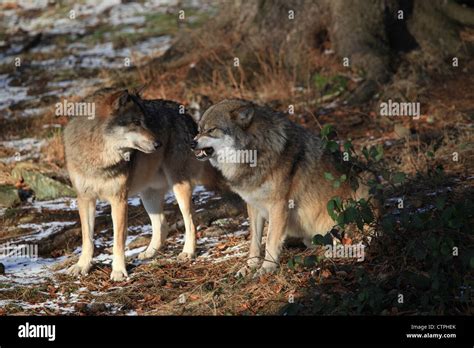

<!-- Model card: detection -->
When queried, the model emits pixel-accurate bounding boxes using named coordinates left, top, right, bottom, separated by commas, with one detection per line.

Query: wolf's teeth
left=202, top=150, right=207, bottom=156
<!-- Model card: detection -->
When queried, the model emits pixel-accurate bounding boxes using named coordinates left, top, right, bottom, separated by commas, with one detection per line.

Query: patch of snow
left=0, top=74, right=31, bottom=111
left=0, top=255, right=66, bottom=285
left=0, top=137, right=46, bottom=163
left=15, top=221, right=76, bottom=242
left=0, top=137, right=45, bottom=153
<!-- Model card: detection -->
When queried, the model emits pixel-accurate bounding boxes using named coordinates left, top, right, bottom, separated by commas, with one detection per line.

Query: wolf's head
left=101, top=90, right=161, bottom=159
left=191, top=99, right=255, bottom=162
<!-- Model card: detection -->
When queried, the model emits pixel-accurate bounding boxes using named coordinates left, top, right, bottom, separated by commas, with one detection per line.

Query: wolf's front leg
left=254, top=202, right=288, bottom=278
left=68, top=197, right=96, bottom=276
left=236, top=204, right=265, bottom=278
left=110, top=196, right=129, bottom=281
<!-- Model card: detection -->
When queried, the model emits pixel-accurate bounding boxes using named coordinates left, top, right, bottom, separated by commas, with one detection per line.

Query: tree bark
left=151, top=0, right=474, bottom=104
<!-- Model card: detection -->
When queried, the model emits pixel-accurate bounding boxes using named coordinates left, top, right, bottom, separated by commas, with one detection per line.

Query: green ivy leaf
left=336, top=212, right=346, bottom=227
left=312, top=235, right=326, bottom=246
left=327, top=140, right=339, bottom=153
left=343, top=141, right=353, bottom=152
left=294, top=255, right=303, bottom=264
left=375, top=144, right=384, bottom=161
left=324, top=172, right=335, bottom=181
left=362, top=146, right=369, bottom=160
left=287, top=258, right=295, bottom=270
left=333, top=196, right=343, bottom=210
left=321, top=124, right=334, bottom=138
left=344, top=206, right=357, bottom=223
left=361, top=204, right=374, bottom=224
left=304, top=255, right=318, bottom=267
left=392, top=172, right=407, bottom=184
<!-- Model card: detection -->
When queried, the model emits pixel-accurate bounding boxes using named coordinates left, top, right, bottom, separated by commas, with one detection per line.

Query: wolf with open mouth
left=191, top=99, right=377, bottom=278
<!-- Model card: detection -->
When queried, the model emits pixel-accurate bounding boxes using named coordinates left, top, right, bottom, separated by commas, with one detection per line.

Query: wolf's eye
left=208, top=128, right=219, bottom=136
left=133, top=118, right=141, bottom=126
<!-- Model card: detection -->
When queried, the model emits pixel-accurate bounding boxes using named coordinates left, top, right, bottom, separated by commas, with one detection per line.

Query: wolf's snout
left=190, top=139, right=197, bottom=149
left=153, top=141, right=161, bottom=149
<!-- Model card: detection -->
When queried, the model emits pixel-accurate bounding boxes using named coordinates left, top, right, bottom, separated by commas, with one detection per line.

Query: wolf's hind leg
left=138, top=188, right=169, bottom=260
left=68, top=197, right=96, bottom=277
left=172, top=181, right=196, bottom=261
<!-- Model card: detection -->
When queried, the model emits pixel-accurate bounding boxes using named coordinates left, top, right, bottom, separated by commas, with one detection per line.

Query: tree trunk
left=152, top=0, right=474, bottom=104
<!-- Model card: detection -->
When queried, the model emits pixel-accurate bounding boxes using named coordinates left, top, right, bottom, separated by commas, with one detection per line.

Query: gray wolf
left=191, top=99, right=375, bottom=277
left=64, top=88, right=219, bottom=281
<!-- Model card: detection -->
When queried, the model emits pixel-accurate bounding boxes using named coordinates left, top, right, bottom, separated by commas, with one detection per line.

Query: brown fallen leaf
left=216, top=243, right=228, bottom=251
left=342, top=237, right=352, bottom=245
left=321, top=269, right=332, bottom=278
left=189, top=294, right=200, bottom=301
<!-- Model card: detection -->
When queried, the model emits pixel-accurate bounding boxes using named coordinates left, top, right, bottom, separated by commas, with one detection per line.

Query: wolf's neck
left=217, top=128, right=287, bottom=186
left=77, top=130, right=126, bottom=171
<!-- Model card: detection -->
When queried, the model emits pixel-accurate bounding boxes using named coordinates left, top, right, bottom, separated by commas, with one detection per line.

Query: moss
left=0, top=185, right=20, bottom=208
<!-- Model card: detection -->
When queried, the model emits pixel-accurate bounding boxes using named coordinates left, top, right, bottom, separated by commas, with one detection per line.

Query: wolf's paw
left=247, top=258, right=260, bottom=269
left=235, top=259, right=260, bottom=278
left=137, top=248, right=157, bottom=260
left=177, top=251, right=195, bottom=261
left=68, top=261, right=92, bottom=277
left=110, top=268, right=128, bottom=282
left=235, top=266, right=251, bottom=278
left=253, top=263, right=278, bottom=279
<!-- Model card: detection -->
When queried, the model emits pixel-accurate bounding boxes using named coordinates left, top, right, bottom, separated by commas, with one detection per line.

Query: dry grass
left=42, top=129, right=65, bottom=167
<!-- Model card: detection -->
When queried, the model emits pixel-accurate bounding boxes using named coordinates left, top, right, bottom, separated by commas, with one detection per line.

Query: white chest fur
left=233, top=181, right=272, bottom=219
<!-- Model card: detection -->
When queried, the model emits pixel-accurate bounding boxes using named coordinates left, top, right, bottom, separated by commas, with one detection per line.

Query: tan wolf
left=64, top=89, right=219, bottom=281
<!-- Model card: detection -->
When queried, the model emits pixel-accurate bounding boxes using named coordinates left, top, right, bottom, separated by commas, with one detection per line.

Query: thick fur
left=193, top=99, right=374, bottom=277
left=64, top=89, right=219, bottom=281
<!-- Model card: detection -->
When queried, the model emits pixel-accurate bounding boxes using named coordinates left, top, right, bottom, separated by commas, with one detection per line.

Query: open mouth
left=194, top=147, right=214, bottom=160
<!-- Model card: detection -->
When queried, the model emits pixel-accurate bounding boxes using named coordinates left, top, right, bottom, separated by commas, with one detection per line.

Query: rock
left=127, top=236, right=150, bottom=249
left=37, top=227, right=81, bottom=257
left=202, top=226, right=225, bottom=237
left=87, top=302, right=107, bottom=314
left=0, top=184, right=20, bottom=207
left=18, top=215, right=35, bottom=224
left=393, top=124, right=411, bottom=139
left=11, top=162, right=75, bottom=200
left=211, top=218, right=234, bottom=227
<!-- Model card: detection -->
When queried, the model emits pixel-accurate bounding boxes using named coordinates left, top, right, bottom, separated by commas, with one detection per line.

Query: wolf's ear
left=109, top=90, right=130, bottom=111
left=131, top=85, right=147, bottom=99
left=190, top=111, right=202, bottom=124
left=231, top=106, right=254, bottom=128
